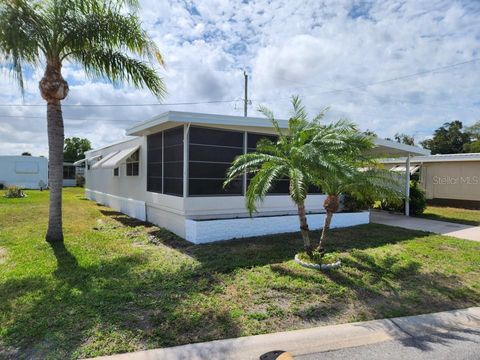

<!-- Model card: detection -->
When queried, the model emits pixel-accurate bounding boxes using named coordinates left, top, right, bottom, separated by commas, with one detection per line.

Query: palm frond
left=245, top=163, right=286, bottom=214
left=72, top=48, right=166, bottom=97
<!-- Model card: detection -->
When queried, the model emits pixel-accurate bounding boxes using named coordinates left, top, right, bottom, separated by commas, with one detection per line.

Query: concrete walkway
left=371, top=211, right=480, bottom=242
left=88, top=307, right=480, bottom=360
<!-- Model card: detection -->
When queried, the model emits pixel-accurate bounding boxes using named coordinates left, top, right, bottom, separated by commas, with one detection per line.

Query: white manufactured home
left=83, top=111, right=428, bottom=243
left=0, top=155, right=48, bottom=189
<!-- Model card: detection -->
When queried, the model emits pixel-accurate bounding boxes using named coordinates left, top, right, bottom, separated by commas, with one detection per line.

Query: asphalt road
left=297, top=328, right=480, bottom=360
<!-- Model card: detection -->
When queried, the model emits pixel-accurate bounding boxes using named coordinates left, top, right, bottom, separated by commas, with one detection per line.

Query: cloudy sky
left=1, top=0, right=479, bottom=156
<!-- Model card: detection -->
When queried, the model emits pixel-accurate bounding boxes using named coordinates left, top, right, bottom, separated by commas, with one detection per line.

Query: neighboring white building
left=83, top=111, right=428, bottom=243
left=382, top=153, right=480, bottom=209
left=0, top=156, right=48, bottom=189
left=63, top=162, right=80, bottom=187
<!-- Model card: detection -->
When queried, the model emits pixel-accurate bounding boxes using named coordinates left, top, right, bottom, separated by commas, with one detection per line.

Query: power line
left=0, top=114, right=138, bottom=122
left=0, top=99, right=238, bottom=108
left=251, top=57, right=480, bottom=101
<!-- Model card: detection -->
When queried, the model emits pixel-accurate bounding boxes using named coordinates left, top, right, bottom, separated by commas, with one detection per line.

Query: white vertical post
left=243, top=131, right=247, bottom=195
left=405, top=154, right=410, bottom=216
left=183, top=123, right=190, bottom=198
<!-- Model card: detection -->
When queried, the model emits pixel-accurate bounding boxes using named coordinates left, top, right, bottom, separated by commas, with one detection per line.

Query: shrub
left=342, top=193, right=374, bottom=212
left=380, top=180, right=426, bottom=215
left=76, top=175, right=85, bottom=187
left=409, top=180, right=427, bottom=215
left=3, top=186, right=27, bottom=198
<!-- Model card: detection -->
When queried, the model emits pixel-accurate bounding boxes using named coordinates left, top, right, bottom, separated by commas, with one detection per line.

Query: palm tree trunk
left=297, top=203, right=313, bottom=257
left=45, top=101, right=65, bottom=243
left=318, top=210, right=333, bottom=251
left=317, top=194, right=340, bottom=252
left=40, top=58, right=68, bottom=244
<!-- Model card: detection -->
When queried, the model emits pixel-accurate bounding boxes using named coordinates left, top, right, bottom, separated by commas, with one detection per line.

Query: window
left=63, top=165, right=76, bottom=179
left=126, top=150, right=139, bottom=176
left=15, top=161, right=39, bottom=174
left=163, top=127, right=184, bottom=196
left=113, top=167, right=119, bottom=176
left=188, top=126, right=244, bottom=196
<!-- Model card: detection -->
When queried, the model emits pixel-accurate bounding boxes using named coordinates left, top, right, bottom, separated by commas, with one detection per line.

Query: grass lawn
left=418, top=206, right=480, bottom=226
left=1, top=188, right=479, bottom=359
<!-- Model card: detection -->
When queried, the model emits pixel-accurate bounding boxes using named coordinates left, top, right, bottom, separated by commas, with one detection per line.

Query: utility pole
left=243, top=71, right=248, bottom=117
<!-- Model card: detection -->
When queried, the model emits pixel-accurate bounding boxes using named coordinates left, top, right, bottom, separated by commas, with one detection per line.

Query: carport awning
left=99, top=146, right=140, bottom=169
left=391, top=164, right=420, bottom=175
left=91, top=151, right=119, bottom=169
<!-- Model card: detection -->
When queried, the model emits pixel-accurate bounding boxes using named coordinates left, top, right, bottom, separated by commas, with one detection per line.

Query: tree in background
left=64, top=137, right=92, bottom=163
left=464, top=121, right=480, bottom=153
left=420, top=121, right=471, bottom=154
left=21, top=152, right=31, bottom=156
left=394, top=133, right=415, bottom=146
left=0, top=0, right=165, bottom=243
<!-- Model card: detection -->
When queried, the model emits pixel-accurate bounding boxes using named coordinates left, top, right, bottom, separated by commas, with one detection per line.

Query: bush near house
left=380, top=180, right=426, bottom=215
left=2, top=186, right=26, bottom=198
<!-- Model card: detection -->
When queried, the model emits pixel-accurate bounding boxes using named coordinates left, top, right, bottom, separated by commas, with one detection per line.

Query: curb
left=87, top=307, right=480, bottom=360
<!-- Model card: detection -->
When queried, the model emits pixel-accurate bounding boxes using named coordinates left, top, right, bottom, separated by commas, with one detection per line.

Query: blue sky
left=0, top=0, right=479, bottom=156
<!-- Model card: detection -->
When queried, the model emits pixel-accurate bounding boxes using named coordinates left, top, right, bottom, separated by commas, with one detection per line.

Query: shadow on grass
left=99, top=208, right=155, bottom=228
left=0, top=241, right=241, bottom=359
left=102, top=205, right=433, bottom=274
left=416, top=213, right=480, bottom=227
left=175, top=224, right=430, bottom=274
left=270, top=249, right=480, bottom=322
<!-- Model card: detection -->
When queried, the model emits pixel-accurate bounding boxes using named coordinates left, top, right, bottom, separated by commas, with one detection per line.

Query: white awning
left=73, top=158, right=87, bottom=166
left=91, top=151, right=120, bottom=169
left=390, top=164, right=420, bottom=175
left=99, top=146, right=139, bottom=169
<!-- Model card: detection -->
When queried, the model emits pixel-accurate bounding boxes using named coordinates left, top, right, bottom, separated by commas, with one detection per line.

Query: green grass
left=418, top=206, right=480, bottom=226
left=1, top=188, right=479, bottom=359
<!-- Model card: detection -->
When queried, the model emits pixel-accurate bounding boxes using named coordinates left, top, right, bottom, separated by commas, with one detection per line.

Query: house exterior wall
left=0, top=156, right=48, bottom=189
left=386, top=160, right=480, bottom=202
left=421, top=161, right=480, bottom=201
left=84, top=127, right=331, bottom=240
left=186, top=211, right=370, bottom=243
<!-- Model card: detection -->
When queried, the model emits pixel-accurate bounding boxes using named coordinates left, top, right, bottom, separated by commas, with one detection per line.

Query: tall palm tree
left=0, top=0, right=165, bottom=243
left=315, top=155, right=403, bottom=252
left=224, top=96, right=363, bottom=257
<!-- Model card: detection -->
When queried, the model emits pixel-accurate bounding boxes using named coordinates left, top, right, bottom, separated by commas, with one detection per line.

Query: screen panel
left=188, top=126, right=244, bottom=196
left=163, top=127, right=184, bottom=196
left=147, top=132, right=163, bottom=193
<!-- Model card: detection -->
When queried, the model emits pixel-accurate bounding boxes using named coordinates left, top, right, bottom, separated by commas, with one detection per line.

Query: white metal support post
left=183, top=123, right=191, bottom=198
left=405, top=154, right=410, bottom=216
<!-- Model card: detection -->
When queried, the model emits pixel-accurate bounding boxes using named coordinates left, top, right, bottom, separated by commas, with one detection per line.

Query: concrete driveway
left=371, top=211, right=480, bottom=242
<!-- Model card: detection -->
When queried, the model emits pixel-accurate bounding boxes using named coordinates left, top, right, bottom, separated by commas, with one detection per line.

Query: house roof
left=381, top=153, right=480, bottom=164
left=89, top=110, right=428, bottom=157
left=125, top=111, right=288, bottom=136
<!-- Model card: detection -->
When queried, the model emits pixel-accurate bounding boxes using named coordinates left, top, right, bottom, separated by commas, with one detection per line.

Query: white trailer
left=0, top=156, right=48, bottom=189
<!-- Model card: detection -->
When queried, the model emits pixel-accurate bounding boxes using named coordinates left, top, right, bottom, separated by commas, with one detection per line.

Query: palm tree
left=224, top=97, right=364, bottom=257
left=315, top=154, right=403, bottom=252
left=0, top=0, right=165, bottom=243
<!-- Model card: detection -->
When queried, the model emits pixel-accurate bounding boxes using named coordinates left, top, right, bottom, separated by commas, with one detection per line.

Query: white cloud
left=1, top=0, right=479, bottom=155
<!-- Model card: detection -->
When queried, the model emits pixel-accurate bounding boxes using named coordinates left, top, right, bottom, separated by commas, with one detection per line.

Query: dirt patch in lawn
left=0, top=247, right=7, bottom=264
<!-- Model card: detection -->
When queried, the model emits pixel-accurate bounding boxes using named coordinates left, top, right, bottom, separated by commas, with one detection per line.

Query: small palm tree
left=0, top=0, right=165, bottom=243
left=316, top=155, right=403, bottom=251
left=224, top=96, right=363, bottom=257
